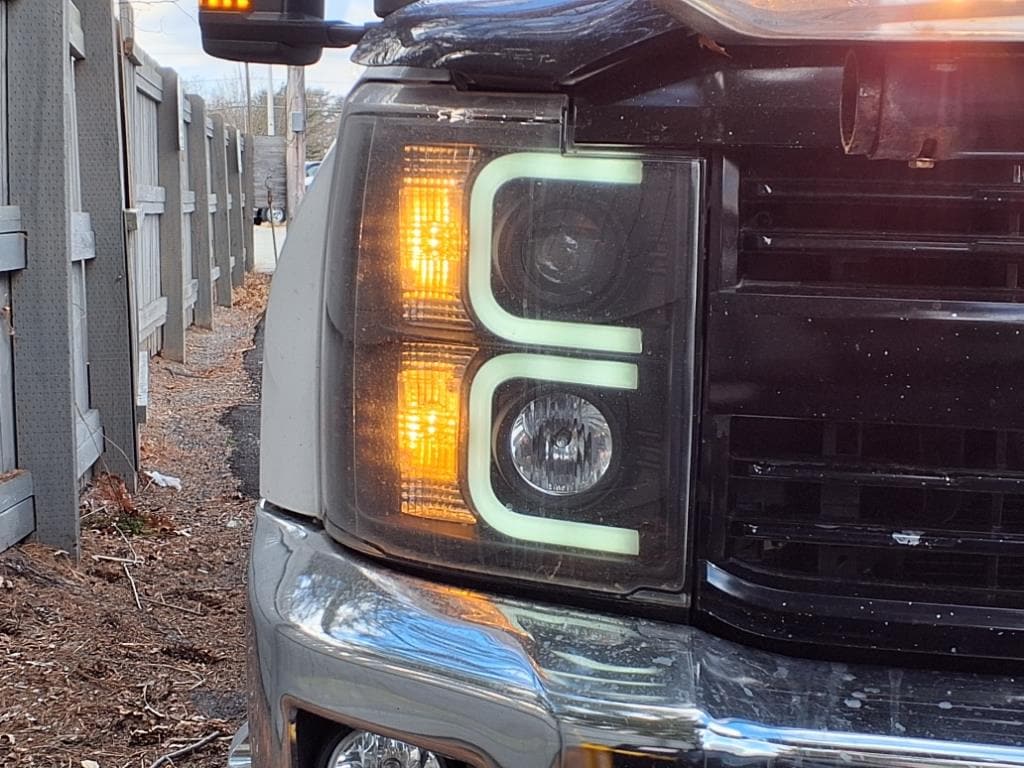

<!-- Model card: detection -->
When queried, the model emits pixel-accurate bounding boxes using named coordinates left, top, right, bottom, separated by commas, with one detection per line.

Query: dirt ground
left=0, top=274, right=271, bottom=768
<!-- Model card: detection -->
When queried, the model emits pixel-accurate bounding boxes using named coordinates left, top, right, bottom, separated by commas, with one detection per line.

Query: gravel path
left=0, top=274, right=270, bottom=767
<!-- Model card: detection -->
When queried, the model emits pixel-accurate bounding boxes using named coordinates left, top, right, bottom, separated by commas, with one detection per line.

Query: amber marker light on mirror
left=396, top=343, right=477, bottom=525
left=199, top=0, right=250, bottom=10
left=398, top=145, right=478, bottom=327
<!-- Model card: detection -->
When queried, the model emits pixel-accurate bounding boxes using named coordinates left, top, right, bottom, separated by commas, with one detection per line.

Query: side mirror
left=199, top=0, right=364, bottom=66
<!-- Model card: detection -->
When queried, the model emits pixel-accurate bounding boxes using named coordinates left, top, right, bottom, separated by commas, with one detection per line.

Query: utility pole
left=266, top=65, right=275, bottom=136
left=244, top=62, right=252, bottom=134
left=285, top=64, right=306, bottom=219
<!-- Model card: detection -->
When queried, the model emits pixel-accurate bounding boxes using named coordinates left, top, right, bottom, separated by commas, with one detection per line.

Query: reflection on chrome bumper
left=227, top=722, right=251, bottom=768
left=247, top=502, right=1024, bottom=768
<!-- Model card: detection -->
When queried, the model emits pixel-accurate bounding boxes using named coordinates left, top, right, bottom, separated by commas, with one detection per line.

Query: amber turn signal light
left=199, top=0, right=251, bottom=11
left=398, top=145, right=478, bottom=328
left=396, top=344, right=476, bottom=524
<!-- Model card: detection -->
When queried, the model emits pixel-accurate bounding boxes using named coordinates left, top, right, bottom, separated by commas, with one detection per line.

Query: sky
left=129, top=0, right=379, bottom=98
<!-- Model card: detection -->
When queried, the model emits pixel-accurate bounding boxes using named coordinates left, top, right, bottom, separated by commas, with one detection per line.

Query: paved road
left=252, top=223, right=285, bottom=274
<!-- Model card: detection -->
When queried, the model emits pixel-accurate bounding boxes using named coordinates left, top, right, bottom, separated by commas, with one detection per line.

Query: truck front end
left=200, top=1, right=1024, bottom=766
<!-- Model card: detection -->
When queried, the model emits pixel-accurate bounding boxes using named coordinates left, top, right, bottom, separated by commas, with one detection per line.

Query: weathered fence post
left=226, top=128, right=245, bottom=288
left=211, top=115, right=233, bottom=308
left=119, top=2, right=145, bottom=423
left=157, top=68, right=187, bottom=362
left=75, top=0, right=139, bottom=483
left=8, top=0, right=80, bottom=553
left=188, top=96, right=214, bottom=329
left=243, top=134, right=256, bottom=273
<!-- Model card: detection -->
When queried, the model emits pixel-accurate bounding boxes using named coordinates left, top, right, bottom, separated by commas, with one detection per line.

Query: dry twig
left=146, top=730, right=221, bottom=768
left=122, top=563, right=143, bottom=611
left=92, top=554, right=142, bottom=565
left=141, top=596, right=204, bottom=617
left=114, top=523, right=140, bottom=563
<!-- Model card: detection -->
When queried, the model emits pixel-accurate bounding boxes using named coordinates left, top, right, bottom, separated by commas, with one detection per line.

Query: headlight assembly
left=321, top=84, right=701, bottom=598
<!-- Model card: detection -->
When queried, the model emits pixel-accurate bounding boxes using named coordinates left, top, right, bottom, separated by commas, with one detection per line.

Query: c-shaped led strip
left=467, top=353, right=641, bottom=556
left=467, top=152, right=645, bottom=355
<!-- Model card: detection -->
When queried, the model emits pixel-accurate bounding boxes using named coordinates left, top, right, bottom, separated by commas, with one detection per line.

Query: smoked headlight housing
left=321, top=84, right=701, bottom=598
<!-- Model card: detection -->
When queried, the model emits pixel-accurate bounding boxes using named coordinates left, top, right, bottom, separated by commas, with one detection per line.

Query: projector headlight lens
left=496, top=198, right=626, bottom=310
left=509, top=392, right=613, bottom=496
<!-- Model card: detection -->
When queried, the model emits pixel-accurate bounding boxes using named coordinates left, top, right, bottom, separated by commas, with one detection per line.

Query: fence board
left=157, top=68, right=186, bottom=362
left=188, top=95, right=214, bottom=329
left=210, top=115, right=232, bottom=308
left=0, top=497, right=34, bottom=553
left=131, top=72, right=163, bottom=355
left=243, top=134, right=255, bottom=272
left=76, top=0, right=138, bottom=487
left=9, top=0, right=81, bottom=553
left=227, top=129, right=244, bottom=288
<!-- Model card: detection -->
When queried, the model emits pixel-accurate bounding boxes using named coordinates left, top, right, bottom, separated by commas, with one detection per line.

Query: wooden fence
left=0, top=0, right=256, bottom=557
left=121, top=11, right=256, bottom=416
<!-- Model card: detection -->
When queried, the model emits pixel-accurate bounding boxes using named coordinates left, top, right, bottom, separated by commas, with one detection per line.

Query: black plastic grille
left=737, top=154, right=1024, bottom=299
left=699, top=150, right=1024, bottom=665
left=726, top=415, right=1024, bottom=607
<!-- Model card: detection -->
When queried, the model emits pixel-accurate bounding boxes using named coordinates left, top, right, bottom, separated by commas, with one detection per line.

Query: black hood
left=353, top=0, right=688, bottom=90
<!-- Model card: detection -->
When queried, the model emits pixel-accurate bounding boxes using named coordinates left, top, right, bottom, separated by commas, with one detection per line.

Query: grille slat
left=744, top=230, right=1024, bottom=258
left=733, top=520, right=1024, bottom=559
left=732, top=458, right=1024, bottom=494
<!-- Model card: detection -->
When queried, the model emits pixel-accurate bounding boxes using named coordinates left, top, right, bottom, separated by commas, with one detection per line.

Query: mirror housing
left=199, top=0, right=364, bottom=66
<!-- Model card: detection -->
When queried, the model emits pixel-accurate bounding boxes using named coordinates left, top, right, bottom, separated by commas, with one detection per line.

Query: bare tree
left=193, top=74, right=343, bottom=159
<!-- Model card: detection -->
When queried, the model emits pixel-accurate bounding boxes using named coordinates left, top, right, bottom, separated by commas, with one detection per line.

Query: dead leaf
left=698, top=34, right=731, bottom=58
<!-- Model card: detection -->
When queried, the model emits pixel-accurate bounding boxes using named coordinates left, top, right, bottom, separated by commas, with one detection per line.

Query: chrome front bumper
left=244, top=502, right=1024, bottom=768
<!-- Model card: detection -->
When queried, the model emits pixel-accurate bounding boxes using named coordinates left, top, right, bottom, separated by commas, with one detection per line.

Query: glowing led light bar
left=397, top=343, right=476, bottom=524
left=399, top=145, right=478, bottom=327
left=468, top=152, right=645, bottom=355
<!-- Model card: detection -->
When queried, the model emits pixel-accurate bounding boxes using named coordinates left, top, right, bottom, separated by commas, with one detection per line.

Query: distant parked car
left=252, top=136, right=287, bottom=225
left=304, top=160, right=322, bottom=189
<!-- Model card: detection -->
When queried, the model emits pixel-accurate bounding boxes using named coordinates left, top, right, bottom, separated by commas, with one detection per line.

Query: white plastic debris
left=892, top=530, right=924, bottom=546
left=145, top=470, right=182, bottom=490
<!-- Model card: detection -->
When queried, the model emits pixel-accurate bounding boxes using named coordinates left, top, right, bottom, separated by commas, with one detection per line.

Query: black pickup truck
left=199, top=2, right=1024, bottom=767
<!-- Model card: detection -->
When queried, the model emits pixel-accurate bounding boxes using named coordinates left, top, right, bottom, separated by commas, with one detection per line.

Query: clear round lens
left=509, top=392, right=613, bottom=496
left=330, top=732, right=445, bottom=768
left=530, top=210, right=609, bottom=290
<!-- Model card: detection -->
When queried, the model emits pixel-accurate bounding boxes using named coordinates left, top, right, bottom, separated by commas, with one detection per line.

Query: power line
left=127, top=0, right=198, bottom=25
left=168, top=0, right=199, bottom=23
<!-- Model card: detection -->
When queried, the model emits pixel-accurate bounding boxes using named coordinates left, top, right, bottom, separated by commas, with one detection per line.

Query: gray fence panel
left=157, top=67, right=187, bottom=363
left=188, top=96, right=214, bottom=329
left=67, top=32, right=105, bottom=481
left=210, top=115, right=232, bottom=308
left=75, top=0, right=138, bottom=487
left=9, top=0, right=78, bottom=553
left=227, top=128, right=244, bottom=289
left=132, top=56, right=165, bottom=355
left=181, top=93, right=196, bottom=329
left=243, top=134, right=255, bottom=273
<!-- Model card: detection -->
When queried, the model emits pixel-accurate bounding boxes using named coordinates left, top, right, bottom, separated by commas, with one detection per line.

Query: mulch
left=0, top=273, right=271, bottom=768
